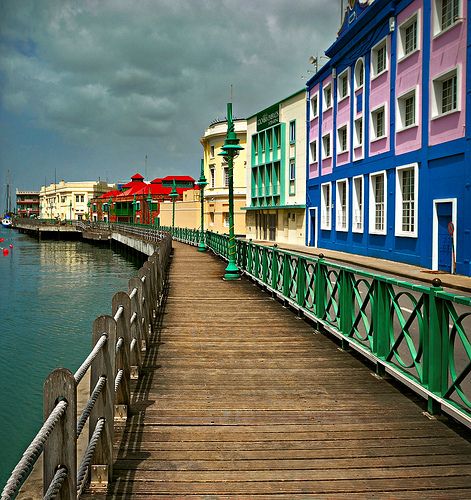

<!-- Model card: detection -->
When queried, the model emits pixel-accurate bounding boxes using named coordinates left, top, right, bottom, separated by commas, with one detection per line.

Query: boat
left=2, top=215, right=12, bottom=228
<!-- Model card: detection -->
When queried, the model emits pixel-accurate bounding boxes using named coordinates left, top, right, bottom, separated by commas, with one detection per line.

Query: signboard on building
left=256, top=104, right=280, bottom=131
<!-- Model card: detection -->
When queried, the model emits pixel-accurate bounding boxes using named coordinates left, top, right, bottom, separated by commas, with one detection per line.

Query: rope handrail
left=115, top=337, right=124, bottom=353
left=76, top=418, right=105, bottom=497
left=129, top=287, right=137, bottom=299
left=74, top=334, right=107, bottom=384
left=1, top=400, right=68, bottom=500
left=76, top=376, right=106, bottom=438
left=43, top=466, right=68, bottom=500
left=115, top=369, right=124, bottom=392
left=130, top=312, right=137, bottom=325
left=113, top=306, right=123, bottom=322
left=130, top=338, right=137, bottom=352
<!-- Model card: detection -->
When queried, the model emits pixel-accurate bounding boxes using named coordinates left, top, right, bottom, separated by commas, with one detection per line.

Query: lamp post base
left=223, top=261, right=240, bottom=281
left=197, top=242, right=207, bottom=252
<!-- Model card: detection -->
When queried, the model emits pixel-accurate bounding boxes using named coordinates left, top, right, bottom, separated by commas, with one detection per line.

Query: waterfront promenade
left=99, top=241, right=471, bottom=498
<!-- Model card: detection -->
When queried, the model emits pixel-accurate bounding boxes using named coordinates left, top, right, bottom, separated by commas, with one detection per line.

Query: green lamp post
left=108, top=196, right=113, bottom=227
left=169, top=179, right=178, bottom=232
left=132, top=194, right=137, bottom=224
left=146, top=189, right=152, bottom=225
left=196, top=158, right=208, bottom=252
left=218, top=102, right=243, bottom=280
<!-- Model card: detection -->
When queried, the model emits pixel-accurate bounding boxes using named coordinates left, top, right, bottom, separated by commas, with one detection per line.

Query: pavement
left=252, top=240, right=471, bottom=295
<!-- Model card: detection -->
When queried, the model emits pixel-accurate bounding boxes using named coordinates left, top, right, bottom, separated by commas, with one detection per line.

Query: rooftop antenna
left=340, top=0, right=343, bottom=25
left=145, top=154, right=148, bottom=180
left=230, top=84, right=233, bottom=102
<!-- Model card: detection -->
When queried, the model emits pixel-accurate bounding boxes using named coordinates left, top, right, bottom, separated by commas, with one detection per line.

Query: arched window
left=354, top=58, right=364, bottom=89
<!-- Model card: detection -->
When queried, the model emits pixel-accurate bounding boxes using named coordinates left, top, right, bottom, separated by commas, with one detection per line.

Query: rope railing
left=2, top=229, right=172, bottom=499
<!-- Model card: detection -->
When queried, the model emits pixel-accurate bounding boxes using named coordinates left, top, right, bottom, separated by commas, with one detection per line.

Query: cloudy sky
left=0, top=0, right=341, bottom=198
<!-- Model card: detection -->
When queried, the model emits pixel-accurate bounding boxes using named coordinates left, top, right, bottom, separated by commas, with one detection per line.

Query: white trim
left=432, top=0, right=463, bottom=37
left=354, top=57, right=365, bottom=90
left=397, top=9, right=421, bottom=62
left=396, top=86, right=419, bottom=132
left=352, top=175, right=364, bottom=233
left=370, top=36, right=389, bottom=80
left=321, top=182, right=332, bottom=230
left=337, top=123, right=349, bottom=154
left=323, top=82, right=333, bottom=111
left=431, top=65, right=461, bottom=119
left=432, top=198, right=457, bottom=271
left=337, top=67, right=351, bottom=101
left=322, top=131, right=332, bottom=159
left=368, top=170, right=387, bottom=235
left=370, top=103, right=388, bottom=142
left=335, top=178, right=349, bottom=232
left=394, top=163, right=419, bottom=238
left=309, top=207, right=318, bottom=247
left=309, top=139, right=318, bottom=164
left=310, top=92, right=319, bottom=119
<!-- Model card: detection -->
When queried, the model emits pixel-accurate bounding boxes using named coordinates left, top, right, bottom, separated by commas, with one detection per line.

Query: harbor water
left=0, top=228, right=145, bottom=488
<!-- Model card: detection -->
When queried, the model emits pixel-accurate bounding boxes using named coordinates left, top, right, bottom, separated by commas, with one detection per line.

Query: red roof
left=100, top=190, right=122, bottom=199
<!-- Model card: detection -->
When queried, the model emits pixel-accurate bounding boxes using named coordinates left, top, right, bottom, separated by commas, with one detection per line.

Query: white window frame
left=289, top=120, right=296, bottom=143
left=309, top=139, right=318, bottom=164
left=431, top=65, right=460, bottom=119
left=369, top=170, right=387, bottom=235
left=289, top=159, right=296, bottom=181
left=398, top=10, right=421, bottom=61
left=322, top=132, right=332, bottom=158
left=371, top=37, right=389, bottom=79
left=354, top=58, right=364, bottom=90
left=354, top=116, right=363, bottom=148
left=310, top=92, right=319, bottom=119
left=223, top=166, right=229, bottom=187
left=210, top=145, right=215, bottom=158
left=209, top=166, right=215, bottom=188
left=323, top=82, right=333, bottom=111
left=352, top=175, right=364, bottom=233
left=370, top=104, right=388, bottom=142
left=395, top=163, right=419, bottom=237
left=337, top=124, right=349, bottom=154
left=321, top=182, right=332, bottom=230
left=433, top=0, right=462, bottom=37
left=396, top=87, right=419, bottom=131
left=336, top=179, right=349, bottom=232
left=338, top=68, right=350, bottom=101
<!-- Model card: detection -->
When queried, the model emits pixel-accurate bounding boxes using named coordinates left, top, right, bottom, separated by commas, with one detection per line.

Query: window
left=223, top=167, right=229, bottom=187
left=209, top=212, right=215, bottom=226
left=323, top=83, right=332, bottom=110
left=268, top=131, right=273, bottom=150
left=322, top=133, right=331, bottom=158
left=274, top=126, right=281, bottom=148
left=398, top=13, right=418, bottom=59
left=223, top=212, right=229, bottom=227
left=310, top=93, right=319, bottom=118
left=252, top=136, right=258, bottom=157
left=136, top=201, right=140, bottom=211
left=395, top=164, right=418, bottom=237
left=354, top=117, right=363, bottom=147
left=434, top=0, right=460, bottom=34
left=75, top=195, right=80, bottom=203
left=210, top=145, right=215, bottom=158
left=352, top=176, right=364, bottom=232
left=61, top=196, right=66, bottom=203
left=432, top=68, right=459, bottom=117
left=371, top=106, right=386, bottom=140
left=369, top=172, right=387, bottom=234
left=354, top=58, right=364, bottom=89
left=336, top=179, right=348, bottom=231
left=371, top=38, right=388, bottom=77
left=310, top=140, right=318, bottom=163
left=337, top=125, right=348, bottom=153
left=397, top=89, right=417, bottom=130
left=289, top=121, right=296, bottom=143
left=321, top=182, right=332, bottom=230
left=209, top=166, right=215, bottom=188
left=338, top=69, right=350, bottom=100
left=289, top=160, right=296, bottom=180
left=261, top=133, right=265, bottom=153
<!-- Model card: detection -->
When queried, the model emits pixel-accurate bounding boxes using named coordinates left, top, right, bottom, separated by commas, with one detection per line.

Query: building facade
left=245, top=90, right=306, bottom=244
left=16, top=190, right=40, bottom=218
left=306, top=0, right=470, bottom=275
left=200, top=117, right=247, bottom=236
left=39, top=180, right=114, bottom=220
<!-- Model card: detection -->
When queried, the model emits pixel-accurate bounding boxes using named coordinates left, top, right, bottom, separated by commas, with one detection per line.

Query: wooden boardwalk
left=107, top=242, right=471, bottom=498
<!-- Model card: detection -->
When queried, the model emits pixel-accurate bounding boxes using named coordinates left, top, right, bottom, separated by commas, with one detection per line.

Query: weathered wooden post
left=43, top=368, right=77, bottom=499
left=129, top=277, right=145, bottom=378
left=88, top=315, right=116, bottom=491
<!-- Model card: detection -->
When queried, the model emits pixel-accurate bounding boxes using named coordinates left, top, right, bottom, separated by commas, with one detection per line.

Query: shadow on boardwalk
left=105, top=242, right=471, bottom=498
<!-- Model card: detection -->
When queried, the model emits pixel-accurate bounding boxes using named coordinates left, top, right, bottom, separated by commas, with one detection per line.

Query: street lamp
left=108, top=196, right=113, bottom=228
left=196, top=158, right=208, bottom=252
left=146, top=189, right=152, bottom=225
left=132, top=195, right=137, bottom=224
left=169, top=179, right=178, bottom=232
left=218, top=102, right=243, bottom=280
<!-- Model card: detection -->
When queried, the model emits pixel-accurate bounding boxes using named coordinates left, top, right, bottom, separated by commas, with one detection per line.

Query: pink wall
left=309, top=84, right=319, bottom=179
left=395, top=0, right=422, bottom=155
left=336, top=93, right=351, bottom=166
left=429, top=1, right=467, bottom=146
left=354, top=87, right=364, bottom=161
left=321, top=76, right=333, bottom=175
left=369, top=35, right=391, bottom=157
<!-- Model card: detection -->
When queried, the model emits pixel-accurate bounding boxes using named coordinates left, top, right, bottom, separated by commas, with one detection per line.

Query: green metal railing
left=163, top=225, right=471, bottom=428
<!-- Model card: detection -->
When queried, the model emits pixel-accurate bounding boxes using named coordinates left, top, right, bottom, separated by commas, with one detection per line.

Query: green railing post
left=339, top=268, right=353, bottom=349
left=271, top=245, right=279, bottom=291
left=282, top=253, right=291, bottom=300
left=314, top=254, right=327, bottom=320
left=373, top=279, right=390, bottom=376
left=426, top=278, right=447, bottom=415
left=297, top=257, right=306, bottom=311
left=247, top=240, right=253, bottom=275
left=261, top=247, right=268, bottom=285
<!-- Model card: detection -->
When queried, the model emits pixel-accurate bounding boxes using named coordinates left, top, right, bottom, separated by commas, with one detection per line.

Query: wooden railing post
left=112, top=292, right=132, bottom=421
left=43, top=368, right=77, bottom=499
left=89, top=315, right=116, bottom=489
left=129, top=277, right=146, bottom=378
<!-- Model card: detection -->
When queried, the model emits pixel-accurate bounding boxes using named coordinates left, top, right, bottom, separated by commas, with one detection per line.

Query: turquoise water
left=0, top=228, right=144, bottom=488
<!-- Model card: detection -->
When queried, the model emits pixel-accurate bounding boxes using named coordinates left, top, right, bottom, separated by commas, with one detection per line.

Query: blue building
left=306, top=0, right=471, bottom=276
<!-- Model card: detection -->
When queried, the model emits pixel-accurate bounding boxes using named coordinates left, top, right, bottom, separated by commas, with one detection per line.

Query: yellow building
left=39, top=180, right=115, bottom=220
left=200, top=117, right=247, bottom=236
left=158, top=188, right=201, bottom=228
